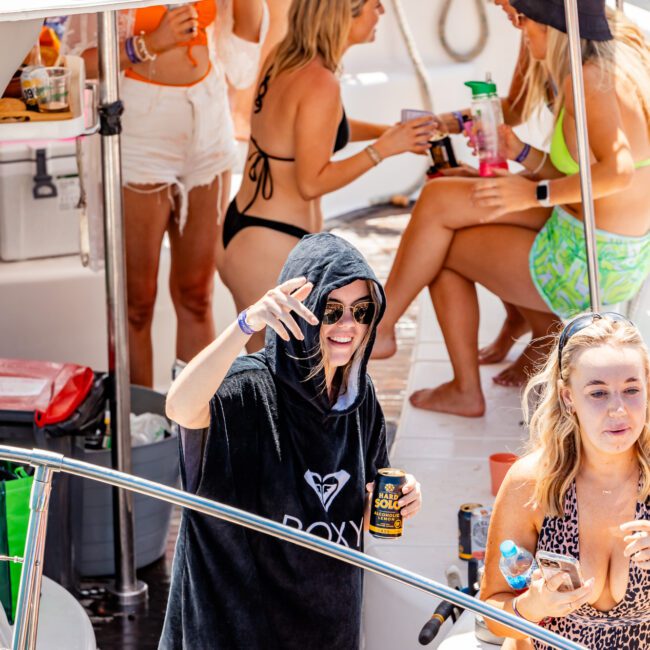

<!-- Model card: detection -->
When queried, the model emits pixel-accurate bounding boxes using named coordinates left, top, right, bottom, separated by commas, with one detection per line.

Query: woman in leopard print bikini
left=481, top=312, right=650, bottom=649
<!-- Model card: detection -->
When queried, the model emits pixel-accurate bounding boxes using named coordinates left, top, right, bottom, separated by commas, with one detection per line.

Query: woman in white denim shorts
left=63, top=1, right=268, bottom=386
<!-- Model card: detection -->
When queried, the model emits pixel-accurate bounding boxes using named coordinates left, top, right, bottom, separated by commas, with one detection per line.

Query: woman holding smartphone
left=481, top=312, right=650, bottom=648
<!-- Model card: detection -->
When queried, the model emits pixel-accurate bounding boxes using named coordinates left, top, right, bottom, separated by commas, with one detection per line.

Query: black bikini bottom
left=222, top=200, right=310, bottom=249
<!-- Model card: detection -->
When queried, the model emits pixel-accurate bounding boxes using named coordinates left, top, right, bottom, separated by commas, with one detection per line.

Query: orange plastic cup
left=489, top=453, right=518, bottom=496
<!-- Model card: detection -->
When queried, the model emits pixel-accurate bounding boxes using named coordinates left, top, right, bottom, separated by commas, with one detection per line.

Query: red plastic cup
left=489, top=453, right=518, bottom=496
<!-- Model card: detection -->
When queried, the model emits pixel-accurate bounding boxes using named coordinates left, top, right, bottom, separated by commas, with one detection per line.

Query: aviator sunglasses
left=322, top=300, right=376, bottom=326
left=557, top=311, right=632, bottom=372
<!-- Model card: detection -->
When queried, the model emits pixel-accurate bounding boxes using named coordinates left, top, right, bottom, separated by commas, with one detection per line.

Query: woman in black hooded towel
left=160, top=232, right=422, bottom=649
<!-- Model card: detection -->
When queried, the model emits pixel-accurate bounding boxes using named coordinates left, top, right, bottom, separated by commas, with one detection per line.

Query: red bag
left=0, top=359, right=95, bottom=427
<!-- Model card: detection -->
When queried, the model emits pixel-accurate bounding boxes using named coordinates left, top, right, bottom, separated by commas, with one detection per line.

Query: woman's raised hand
left=375, top=116, right=440, bottom=158
left=147, top=5, right=200, bottom=54
left=244, top=277, right=319, bottom=342
left=516, top=569, right=595, bottom=622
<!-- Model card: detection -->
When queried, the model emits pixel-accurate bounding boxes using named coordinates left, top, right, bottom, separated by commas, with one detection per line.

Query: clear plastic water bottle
left=464, top=75, right=509, bottom=177
left=499, top=540, right=536, bottom=592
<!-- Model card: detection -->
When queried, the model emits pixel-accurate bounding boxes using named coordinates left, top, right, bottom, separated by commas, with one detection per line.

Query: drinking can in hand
left=369, top=468, right=407, bottom=539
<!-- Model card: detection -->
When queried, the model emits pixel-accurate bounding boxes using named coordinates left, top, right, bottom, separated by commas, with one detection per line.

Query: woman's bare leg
left=169, top=174, right=230, bottom=364
left=124, top=185, right=172, bottom=387
left=478, top=302, right=530, bottom=364
left=372, top=178, right=550, bottom=359
left=492, top=309, right=560, bottom=386
left=410, top=269, right=485, bottom=416
left=218, top=226, right=302, bottom=352
left=410, top=224, right=552, bottom=416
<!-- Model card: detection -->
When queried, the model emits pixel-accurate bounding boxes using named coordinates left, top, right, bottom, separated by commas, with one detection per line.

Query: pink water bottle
left=464, top=76, right=509, bottom=177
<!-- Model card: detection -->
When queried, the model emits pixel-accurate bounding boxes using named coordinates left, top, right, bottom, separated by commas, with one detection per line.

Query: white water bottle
left=499, top=540, right=536, bottom=592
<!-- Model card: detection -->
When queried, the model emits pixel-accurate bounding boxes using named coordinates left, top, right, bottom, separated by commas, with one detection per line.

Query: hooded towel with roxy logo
left=160, top=233, right=389, bottom=650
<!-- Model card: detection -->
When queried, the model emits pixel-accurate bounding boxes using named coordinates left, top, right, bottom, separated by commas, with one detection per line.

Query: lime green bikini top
left=550, top=107, right=650, bottom=175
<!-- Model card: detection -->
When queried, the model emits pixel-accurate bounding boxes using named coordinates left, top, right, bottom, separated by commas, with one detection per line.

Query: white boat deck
left=362, top=287, right=529, bottom=650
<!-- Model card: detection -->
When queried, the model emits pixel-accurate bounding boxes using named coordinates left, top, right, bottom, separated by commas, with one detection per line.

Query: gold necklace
left=598, top=466, right=638, bottom=496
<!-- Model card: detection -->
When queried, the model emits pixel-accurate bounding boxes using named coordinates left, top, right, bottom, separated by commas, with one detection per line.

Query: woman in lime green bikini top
left=550, top=107, right=650, bottom=176
left=470, top=0, right=650, bottom=322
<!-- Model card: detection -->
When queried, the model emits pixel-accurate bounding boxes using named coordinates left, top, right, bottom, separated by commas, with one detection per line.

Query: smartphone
left=535, top=550, right=584, bottom=592
left=400, top=108, right=434, bottom=124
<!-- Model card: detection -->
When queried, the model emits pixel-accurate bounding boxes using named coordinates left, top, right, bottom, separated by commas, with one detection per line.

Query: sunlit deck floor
left=88, top=204, right=418, bottom=649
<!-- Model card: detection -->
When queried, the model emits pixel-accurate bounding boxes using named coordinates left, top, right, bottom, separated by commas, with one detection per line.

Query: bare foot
left=409, top=381, right=486, bottom=417
left=492, top=338, right=551, bottom=387
left=479, top=314, right=530, bottom=365
left=371, top=327, right=397, bottom=359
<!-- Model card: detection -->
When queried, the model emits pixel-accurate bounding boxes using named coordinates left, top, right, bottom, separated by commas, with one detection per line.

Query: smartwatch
left=536, top=180, right=552, bottom=208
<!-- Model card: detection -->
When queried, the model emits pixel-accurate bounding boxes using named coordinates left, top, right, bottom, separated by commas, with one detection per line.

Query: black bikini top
left=241, top=68, right=350, bottom=215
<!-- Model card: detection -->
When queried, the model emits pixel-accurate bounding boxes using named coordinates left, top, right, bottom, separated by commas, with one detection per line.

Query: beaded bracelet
left=515, top=143, right=532, bottom=164
left=134, top=34, right=157, bottom=62
left=125, top=36, right=141, bottom=65
left=237, top=310, right=256, bottom=336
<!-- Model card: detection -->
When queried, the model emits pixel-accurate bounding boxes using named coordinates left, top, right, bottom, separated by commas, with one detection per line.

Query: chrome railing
left=0, top=445, right=586, bottom=650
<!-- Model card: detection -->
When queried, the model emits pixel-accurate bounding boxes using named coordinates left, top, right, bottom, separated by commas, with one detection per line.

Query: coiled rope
left=438, top=0, right=489, bottom=63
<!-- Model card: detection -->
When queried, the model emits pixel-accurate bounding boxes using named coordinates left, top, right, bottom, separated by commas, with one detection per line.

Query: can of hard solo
left=470, top=506, right=492, bottom=560
left=369, top=468, right=407, bottom=539
left=458, top=503, right=482, bottom=559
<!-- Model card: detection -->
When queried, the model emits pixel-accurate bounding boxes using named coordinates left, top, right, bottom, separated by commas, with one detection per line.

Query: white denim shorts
left=120, top=66, right=238, bottom=231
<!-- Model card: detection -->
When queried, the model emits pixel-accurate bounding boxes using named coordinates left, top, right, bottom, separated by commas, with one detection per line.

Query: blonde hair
left=522, top=316, right=650, bottom=517
left=270, top=0, right=366, bottom=79
left=518, top=8, right=650, bottom=128
left=306, top=280, right=381, bottom=400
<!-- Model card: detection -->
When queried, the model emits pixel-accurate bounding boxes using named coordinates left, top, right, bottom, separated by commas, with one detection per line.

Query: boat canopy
left=0, top=0, right=158, bottom=21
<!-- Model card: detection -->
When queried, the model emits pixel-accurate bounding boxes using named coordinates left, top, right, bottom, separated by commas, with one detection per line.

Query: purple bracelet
left=515, top=143, right=532, bottom=164
left=237, top=310, right=256, bottom=336
left=125, top=36, right=141, bottom=65
left=452, top=110, right=465, bottom=134
left=512, top=596, right=534, bottom=622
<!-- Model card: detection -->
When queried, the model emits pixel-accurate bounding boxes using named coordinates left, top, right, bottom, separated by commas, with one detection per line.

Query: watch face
left=536, top=183, right=549, bottom=202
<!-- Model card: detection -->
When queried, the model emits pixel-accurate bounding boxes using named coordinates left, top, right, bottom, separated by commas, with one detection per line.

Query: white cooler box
left=0, top=140, right=82, bottom=261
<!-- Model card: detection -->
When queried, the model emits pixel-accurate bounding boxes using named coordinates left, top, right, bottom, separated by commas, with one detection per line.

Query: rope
left=438, top=0, right=489, bottom=63
left=390, top=0, right=435, bottom=112
left=370, top=0, right=435, bottom=206
left=371, top=0, right=488, bottom=206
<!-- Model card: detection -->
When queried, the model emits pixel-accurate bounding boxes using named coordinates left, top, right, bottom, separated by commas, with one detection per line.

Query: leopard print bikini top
left=534, top=480, right=650, bottom=649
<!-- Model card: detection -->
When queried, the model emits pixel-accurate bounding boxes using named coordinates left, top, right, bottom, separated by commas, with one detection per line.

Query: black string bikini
left=222, top=68, right=350, bottom=249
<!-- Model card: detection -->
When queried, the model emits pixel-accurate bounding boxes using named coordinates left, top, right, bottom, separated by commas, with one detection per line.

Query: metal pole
left=11, top=466, right=53, bottom=650
left=563, top=0, right=601, bottom=311
left=25, top=500, right=51, bottom=650
left=97, top=11, right=147, bottom=605
left=0, top=446, right=586, bottom=650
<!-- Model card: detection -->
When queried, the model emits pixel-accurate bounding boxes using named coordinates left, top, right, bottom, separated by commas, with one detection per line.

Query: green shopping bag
left=0, top=464, right=33, bottom=624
